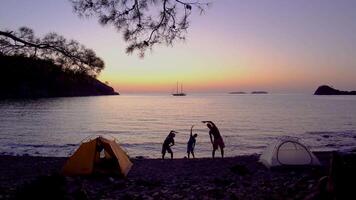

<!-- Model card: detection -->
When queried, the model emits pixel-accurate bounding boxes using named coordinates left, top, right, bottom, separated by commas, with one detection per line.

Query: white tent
left=259, top=137, right=320, bottom=168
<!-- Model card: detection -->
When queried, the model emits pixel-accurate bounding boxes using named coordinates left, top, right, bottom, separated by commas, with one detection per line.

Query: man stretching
left=202, top=121, right=225, bottom=158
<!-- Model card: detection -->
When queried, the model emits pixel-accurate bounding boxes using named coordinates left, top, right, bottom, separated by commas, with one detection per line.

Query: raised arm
left=190, top=125, right=194, bottom=136
left=208, top=121, right=216, bottom=127
left=202, top=121, right=215, bottom=127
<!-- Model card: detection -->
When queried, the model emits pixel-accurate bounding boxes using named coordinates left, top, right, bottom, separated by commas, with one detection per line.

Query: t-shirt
left=209, top=126, right=222, bottom=140
left=187, top=135, right=196, bottom=147
left=163, top=136, right=174, bottom=147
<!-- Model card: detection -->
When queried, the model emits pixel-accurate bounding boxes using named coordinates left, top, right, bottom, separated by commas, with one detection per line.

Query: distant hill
left=0, top=55, right=118, bottom=99
left=251, top=91, right=268, bottom=94
left=229, top=92, right=246, bottom=94
left=314, top=85, right=356, bottom=95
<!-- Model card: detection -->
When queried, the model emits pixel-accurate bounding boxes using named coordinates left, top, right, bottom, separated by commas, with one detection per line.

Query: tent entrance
left=276, top=141, right=313, bottom=165
left=93, top=141, right=120, bottom=175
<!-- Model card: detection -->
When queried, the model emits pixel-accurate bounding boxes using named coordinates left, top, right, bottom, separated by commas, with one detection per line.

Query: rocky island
left=251, top=91, right=268, bottom=94
left=314, top=85, right=356, bottom=95
left=0, top=55, right=118, bottom=99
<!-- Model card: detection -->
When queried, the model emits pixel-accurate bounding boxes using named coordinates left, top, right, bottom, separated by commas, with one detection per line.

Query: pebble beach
left=0, top=152, right=343, bottom=200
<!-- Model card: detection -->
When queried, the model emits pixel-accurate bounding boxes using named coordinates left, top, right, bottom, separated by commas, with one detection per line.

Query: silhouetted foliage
left=0, top=27, right=104, bottom=77
left=0, top=55, right=118, bottom=99
left=70, top=0, right=210, bottom=57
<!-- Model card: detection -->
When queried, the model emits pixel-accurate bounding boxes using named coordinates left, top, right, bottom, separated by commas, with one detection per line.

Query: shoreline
left=0, top=152, right=336, bottom=199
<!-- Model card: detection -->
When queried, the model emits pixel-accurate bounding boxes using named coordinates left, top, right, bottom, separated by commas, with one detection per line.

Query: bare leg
left=162, top=152, right=165, bottom=159
left=188, top=152, right=190, bottom=159
left=170, top=152, right=173, bottom=159
left=192, top=151, right=195, bottom=159
left=221, top=148, right=224, bottom=158
left=212, top=149, right=216, bottom=159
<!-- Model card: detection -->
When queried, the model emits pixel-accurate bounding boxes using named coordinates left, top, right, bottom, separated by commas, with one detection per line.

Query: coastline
left=0, top=152, right=336, bottom=199
left=0, top=55, right=119, bottom=100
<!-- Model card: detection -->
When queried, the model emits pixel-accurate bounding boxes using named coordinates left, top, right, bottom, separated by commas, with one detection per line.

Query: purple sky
left=1, top=0, right=356, bottom=93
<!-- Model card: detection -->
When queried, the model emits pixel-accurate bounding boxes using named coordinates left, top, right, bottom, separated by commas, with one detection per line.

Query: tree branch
left=70, top=0, right=210, bottom=57
left=0, top=28, right=104, bottom=77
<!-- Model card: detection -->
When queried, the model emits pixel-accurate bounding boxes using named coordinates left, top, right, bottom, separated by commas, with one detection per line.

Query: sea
left=0, top=94, right=356, bottom=158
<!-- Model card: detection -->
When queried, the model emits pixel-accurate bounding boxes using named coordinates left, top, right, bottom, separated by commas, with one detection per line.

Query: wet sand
left=0, top=153, right=334, bottom=199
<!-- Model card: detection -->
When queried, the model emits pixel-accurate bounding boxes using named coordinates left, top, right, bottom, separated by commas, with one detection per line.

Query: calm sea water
left=0, top=94, right=356, bottom=158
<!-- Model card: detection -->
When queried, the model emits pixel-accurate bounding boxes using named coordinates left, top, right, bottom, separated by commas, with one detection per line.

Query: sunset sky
left=1, top=0, right=356, bottom=93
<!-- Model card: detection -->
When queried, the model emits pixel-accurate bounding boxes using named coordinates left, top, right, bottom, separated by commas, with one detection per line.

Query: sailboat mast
left=181, top=83, right=183, bottom=93
left=176, top=82, right=178, bottom=93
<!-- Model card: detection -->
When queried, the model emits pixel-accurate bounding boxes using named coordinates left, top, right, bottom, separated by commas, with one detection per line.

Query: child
left=187, top=125, right=198, bottom=158
left=162, top=130, right=177, bottom=159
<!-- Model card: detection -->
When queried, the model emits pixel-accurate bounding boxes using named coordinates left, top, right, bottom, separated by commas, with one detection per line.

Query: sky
left=1, top=0, right=356, bottom=94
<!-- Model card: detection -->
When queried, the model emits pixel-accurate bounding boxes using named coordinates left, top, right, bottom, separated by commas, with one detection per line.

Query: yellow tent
left=62, top=136, right=133, bottom=176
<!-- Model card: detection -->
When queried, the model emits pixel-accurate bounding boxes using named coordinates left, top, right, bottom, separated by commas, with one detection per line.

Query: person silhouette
left=162, top=130, right=177, bottom=159
left=187, top=125, right=198, bottom=159
left=202, top=121, right=224, bottom=158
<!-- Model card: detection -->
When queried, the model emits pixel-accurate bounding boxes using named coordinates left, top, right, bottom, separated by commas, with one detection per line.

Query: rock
left=230, top=164, right=250, bottom=176
left=142, top=195, right=153, bottom=200
left=314, top=85, right=356, bottom=95
left=172, top=194, right=182, bottom=199
left=242, top=181, right=251, bottom=187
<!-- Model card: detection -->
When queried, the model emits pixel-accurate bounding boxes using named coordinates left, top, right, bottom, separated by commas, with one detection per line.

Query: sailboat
left=172, top=82, right=186, bottom=96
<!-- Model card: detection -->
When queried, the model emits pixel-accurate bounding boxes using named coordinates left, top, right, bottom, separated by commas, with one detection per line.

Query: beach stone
left=230, top=164, right=250, bottom=176
left=242, top=180, right=251, bottom=187
left=172, top=194, right=182, bottom=199
left=142, top=195, right=153, bottom=200
left=1, top=153, right=342, bottom=199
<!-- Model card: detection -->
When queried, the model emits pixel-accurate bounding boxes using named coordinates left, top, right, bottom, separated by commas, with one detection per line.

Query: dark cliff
left=0, top=55, right=119, bottom=99
left=314, top=85, right=356, bottom=95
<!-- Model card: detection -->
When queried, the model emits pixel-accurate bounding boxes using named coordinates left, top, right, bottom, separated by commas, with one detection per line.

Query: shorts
left=187, top=144, right=194, bottom=153
left=213, top=137, right=225, bottom=150
left=162, top=145, right=172, bottom=154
